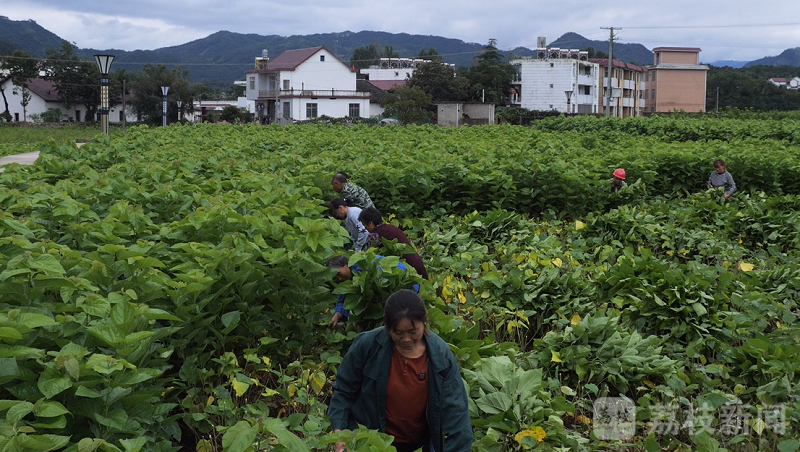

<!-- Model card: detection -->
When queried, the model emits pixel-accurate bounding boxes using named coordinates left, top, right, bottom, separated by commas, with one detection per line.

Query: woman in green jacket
left=327, top=290, right=473, bottom=452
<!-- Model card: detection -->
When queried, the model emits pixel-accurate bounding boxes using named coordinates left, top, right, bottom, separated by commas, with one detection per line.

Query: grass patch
left=0, top=123, right=124, bottom=158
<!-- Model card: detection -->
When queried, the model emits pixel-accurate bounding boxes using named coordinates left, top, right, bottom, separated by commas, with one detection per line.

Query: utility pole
left=601, top=27, right=619, bottom=117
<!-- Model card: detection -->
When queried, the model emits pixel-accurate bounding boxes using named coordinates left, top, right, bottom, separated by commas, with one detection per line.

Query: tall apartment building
left=510, top=49, right=600, bottom=114
left=646, top=47, right=709, bottom=112
left=590, top=59, right=648, bottom=118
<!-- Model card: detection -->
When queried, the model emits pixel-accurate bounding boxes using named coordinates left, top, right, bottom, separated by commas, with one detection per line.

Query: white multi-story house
left=510, top=49, right=600, bottom=114
left=244, top=47, right=371, bottom=122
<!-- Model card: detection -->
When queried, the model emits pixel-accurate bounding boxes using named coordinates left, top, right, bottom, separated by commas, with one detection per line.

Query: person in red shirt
left=358, top=207, right=428, bottom=280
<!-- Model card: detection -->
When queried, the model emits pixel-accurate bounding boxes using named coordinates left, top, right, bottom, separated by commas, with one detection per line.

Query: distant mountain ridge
left=745, top=47, right=800, bottom=67
left=2, top=16, right=799, bottom=89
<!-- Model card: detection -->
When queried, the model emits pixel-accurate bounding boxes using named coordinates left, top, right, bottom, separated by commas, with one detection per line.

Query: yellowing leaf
left=739, top=262, right=754, bottom=272
left=481, top=291, right=491, bottom=299
left=261, top=356, right=271, bottom=366
left=570, top=314, right=581, bottom=326
left=575, top=220, right=585, bottom=231
left=514, top=426, right=547, bottom=445
left=643, top=380, right=655, bottom=389
left=576, top=415, right=592, bottom=426
left=206, top=395, right=215, bottom=407
left=553, top=257, right=562, bottom=268
left=458, top=292, right=466, bottom=304
left=232, top=379, right=249, bottom=397
left=550, top=351, right=563, bottom=363
left=750, top=417, right=766, bottom=435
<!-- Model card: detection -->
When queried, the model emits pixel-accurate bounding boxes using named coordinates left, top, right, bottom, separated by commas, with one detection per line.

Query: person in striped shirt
left=707, top=159, right=736, bottom=200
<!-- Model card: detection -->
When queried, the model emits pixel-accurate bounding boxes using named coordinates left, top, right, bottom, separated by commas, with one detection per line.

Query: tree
left=416, top=48, right=443, bottom=63
left=350, top=42, right=400, bottom=70
left=407, top=62, right=470, bottom=101
left=584, top=47, right=608, bottom=59
left=1, top=50, right=38, bottom=122
left=462, top=39, right=517, bottom=105
left=44, top=42, right=101, bottom=122
left=130, top=63, right=195, bottom=125
left=379, top=85, right=432, bottom=124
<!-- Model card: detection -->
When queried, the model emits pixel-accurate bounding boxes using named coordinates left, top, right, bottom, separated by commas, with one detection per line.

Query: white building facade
left=360, top=58, right=455, bottom=81
left=510, top=50, right=600, bottom=114
left=244, top=47, right=370, bottom=122
left=0, top=77, right=135, bottom=123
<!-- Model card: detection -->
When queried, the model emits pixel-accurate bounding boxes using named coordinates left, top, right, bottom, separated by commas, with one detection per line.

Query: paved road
left=0, top=151, right=40, bottom=172
left=0, top=142, right=87, bottom=172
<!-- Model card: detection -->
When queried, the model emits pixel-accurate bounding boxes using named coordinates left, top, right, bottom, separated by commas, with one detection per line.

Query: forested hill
left=745, top=47, right=800, bottom=67
left=3, top=15, right=799, bottom=90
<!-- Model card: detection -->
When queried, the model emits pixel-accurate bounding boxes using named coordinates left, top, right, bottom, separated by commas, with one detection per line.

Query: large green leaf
left=221, top=420, right=258, bottom=452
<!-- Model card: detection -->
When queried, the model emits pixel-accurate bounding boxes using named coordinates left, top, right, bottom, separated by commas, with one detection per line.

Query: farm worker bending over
left=707, top=159, right=736, bottom=200
left=332, top=172, right=375, bottom=209
left=328, top=289, right=474, bottom=452
left=329, top=198, right=370, bottom=251
left=327, top=255, right=420, bottom=328
left=358, top=206, right=429, bottom=280
left=610, top=168, right=627, bottom=193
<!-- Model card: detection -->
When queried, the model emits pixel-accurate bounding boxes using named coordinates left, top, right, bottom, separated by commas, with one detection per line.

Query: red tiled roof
left=770, top=78, right=788, bottom=82
left=367, top=80, right=407, bottom=91
left=589, top=59, right=648, bottom=72
left=246, top=46, right=352, bottom=73
left=268, top=46, right=325, bottom=70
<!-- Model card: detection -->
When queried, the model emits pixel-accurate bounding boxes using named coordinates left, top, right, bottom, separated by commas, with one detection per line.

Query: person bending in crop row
left=358, top=207, right=429, bottom=280
left=329, top=198, right=370, bottom=252
left=332, top=172, right=375, bottom=209
left=707, top=159, right=736, bottom=200
left=327, top=255, right=419, bottom=328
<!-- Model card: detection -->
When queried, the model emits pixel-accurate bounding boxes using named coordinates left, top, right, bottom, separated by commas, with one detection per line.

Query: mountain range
left=1, top=16, right=798, bottom=89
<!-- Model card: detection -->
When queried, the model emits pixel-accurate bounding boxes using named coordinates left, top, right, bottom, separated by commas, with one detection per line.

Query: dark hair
left=384, top=289, right=428, bottom=331
left=358, top=207, right=384, bottom=226
left=713, top=159, right=726, bottom=167
left=329, top=198, right=347, bottom=215
left=328, top=255, right=349, bottom=268
left=332, top=173, right=348, bottom=184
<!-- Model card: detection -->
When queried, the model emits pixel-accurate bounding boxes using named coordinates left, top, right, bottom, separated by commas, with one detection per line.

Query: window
left=249, top=77, right=255, bottom=89
left=550, top=63, right=554, bottom=68
left=320, top=55, right=325, bottom=62
left=306, top=103, right=318, bottom=118
left=651, top=72, right=656, bottom=81
left=283, top=79, right=290, bottom=90
left=75, top=110, right=81, bottom=122
left=283, top=102, right=291, bottom=119
left=549, top=84, right=553, bottom=88
left=119, top=111, right=124, bottom=121
left=349, top=103, right=360, bottom=117
left=583, top=86, right=590, bottom=95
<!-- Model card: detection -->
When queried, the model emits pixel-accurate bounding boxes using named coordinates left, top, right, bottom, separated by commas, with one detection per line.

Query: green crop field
left=0, top=118, right=798, bottom=452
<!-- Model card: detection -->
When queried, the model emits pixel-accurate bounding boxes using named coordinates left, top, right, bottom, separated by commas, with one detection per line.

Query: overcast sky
left=4, top=0, right=800, bottom=64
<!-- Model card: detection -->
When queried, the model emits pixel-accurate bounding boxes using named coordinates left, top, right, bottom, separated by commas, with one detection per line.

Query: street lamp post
left=565, top=90, right=573, bottom=115
left=161, top=86, right=170, bottom=127
left=177, top=100, right=183, bottom=122
left=93, top=54, right=115, bottom=134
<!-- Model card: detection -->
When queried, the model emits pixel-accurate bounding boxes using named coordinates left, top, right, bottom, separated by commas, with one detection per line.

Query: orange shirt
left=385, top=349, right=429, bottom=446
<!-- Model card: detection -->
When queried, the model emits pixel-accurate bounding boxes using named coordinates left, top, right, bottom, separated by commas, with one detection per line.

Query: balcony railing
left=257, top=89, right=370, bottom=99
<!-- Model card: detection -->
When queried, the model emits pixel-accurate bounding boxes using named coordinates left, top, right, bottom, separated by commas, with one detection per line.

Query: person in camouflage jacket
left=332, top=172, right=375, bottom=209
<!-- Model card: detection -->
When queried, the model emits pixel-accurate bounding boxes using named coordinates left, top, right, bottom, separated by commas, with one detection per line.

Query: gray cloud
left=5, top=0, right=800, bottom=63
